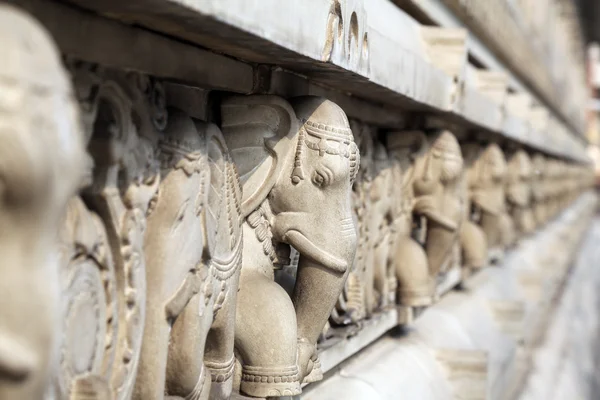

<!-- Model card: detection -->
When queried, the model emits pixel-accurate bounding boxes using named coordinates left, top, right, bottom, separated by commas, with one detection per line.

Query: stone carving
left=54, top=66, right=162, bottom=400
left=506, top=149, right=535, bottom=236
left=57, top=64, right=243, bottom=400
left=327, top=120, right=372, bottom=331
left=463, top=143, right=514, bottom=262
left=0, top=5, right=593, bottom=399
left=221, top=95, right=358, bottom=397
left=0, top=5, right=87, bottom=399
left=459, top=143, right=488, bottom=275
left=370, top=140, right=399, bottom=311
left=322, top=0, right=369, bottom=75
left=531, top=153, right=548, bottom=228
left=411, top=131, right=465, bottom=281
left=386, top=131, right=434, bottom=306
left=134, top=112, right=242, bottom=400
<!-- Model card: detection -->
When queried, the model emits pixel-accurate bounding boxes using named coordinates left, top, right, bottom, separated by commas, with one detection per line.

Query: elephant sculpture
left=0, top=5, right=87, bottom=399
left=55, top=64, right=243, bottom=400
left=506, top=149, right=535, bottom=237
left=386, top=131, right=434, bottom=306
left=221, top=95, right=359, bottom=397
left=134, top=108, right=242, bottom=400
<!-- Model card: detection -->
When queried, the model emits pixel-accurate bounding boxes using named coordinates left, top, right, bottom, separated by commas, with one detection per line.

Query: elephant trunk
left=273, top=211, right=356, bottom=379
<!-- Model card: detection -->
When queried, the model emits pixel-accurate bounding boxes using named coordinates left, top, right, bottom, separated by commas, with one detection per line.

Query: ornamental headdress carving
left=221, top=95, right=359, bottom=218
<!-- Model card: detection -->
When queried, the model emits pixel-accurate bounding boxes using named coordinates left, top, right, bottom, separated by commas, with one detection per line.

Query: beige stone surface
left=0, top=2, right=595, bottom=400
left=0, top=4, right=87, bottom=399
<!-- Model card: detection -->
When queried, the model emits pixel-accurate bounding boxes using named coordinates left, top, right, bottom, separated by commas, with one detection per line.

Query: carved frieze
left=53, top=62, right=244, bottom=400
left=0, top=4, right=595, bottom=400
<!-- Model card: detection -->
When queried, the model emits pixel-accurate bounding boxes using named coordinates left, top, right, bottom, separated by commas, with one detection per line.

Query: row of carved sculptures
left=322, top=124, right=594, bottom=337
left=0, top=6, right=594, bottom=400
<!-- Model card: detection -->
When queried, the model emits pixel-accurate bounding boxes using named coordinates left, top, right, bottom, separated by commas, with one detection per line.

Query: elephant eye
left=312, top=171, right=330, bottom=188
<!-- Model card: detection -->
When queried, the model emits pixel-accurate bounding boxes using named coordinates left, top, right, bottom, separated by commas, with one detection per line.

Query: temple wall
left=0, top=1, right=596, bottom=399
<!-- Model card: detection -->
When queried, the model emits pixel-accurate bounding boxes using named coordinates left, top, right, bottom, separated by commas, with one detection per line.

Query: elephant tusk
left=283, top=230, right=348, bottom=273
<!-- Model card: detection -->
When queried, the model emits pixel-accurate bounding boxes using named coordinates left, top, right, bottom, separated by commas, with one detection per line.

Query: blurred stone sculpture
left=506, top=149, right=535, bottom=236
left=221, top=95, right=359, bottom=397
left=387, top=131, right=434, bottom=306
left=328, top=120, right=372, bottom=331
left=459, top=143, right=488, bottom=276
left=531, top=153, right=547, bottom=227
left=369, top=140, right=397, bottom=312
left=56, top=66, right=161, bottom=400
left=463, top=143, right=514, bottom=263
left=0, top=5, right=87, bottom=399
left=134, top=112, right=242, bottom=400
left=412, top=131, right=465, bottom=281
left=57, top=65, right=243, bottom=400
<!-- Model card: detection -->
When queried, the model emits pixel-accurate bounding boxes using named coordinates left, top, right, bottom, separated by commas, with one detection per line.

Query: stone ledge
left=303, top=192, right=597, bottom=400
left=9, top=0, right=589, bottom=163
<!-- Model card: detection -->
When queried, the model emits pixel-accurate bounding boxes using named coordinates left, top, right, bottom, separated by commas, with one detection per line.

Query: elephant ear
left=221, top=95, right=299, bottom=217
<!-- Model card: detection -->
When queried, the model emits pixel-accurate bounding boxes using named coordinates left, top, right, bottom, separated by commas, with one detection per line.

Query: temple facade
left=0, top=0, right=597, bottom=399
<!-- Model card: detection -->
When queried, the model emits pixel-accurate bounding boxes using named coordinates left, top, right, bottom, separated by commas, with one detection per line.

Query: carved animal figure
left=134, top=110, right=242, bottom=400
left=0, top=5, right=87, bottom=399
left=56, top=66, right=243, bottom=400
left=221, top=95, right=358, bottom=397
